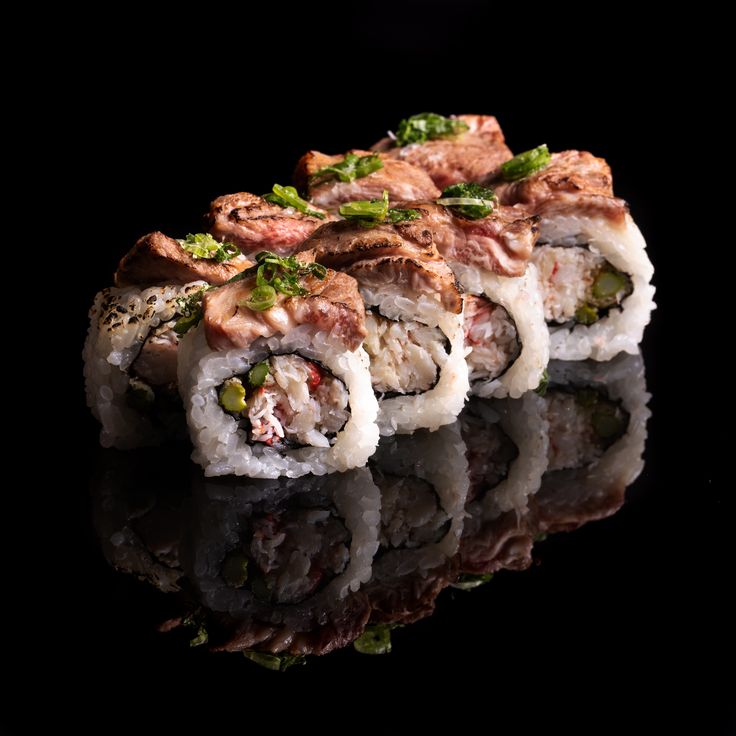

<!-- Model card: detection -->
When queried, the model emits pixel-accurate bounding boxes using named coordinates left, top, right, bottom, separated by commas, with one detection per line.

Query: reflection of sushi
left=183, top=469, right=380, bottom=658
left=456, top=395, right=548, bottom=578
left=531, top=352, right=650, bottom=533
left=361, top=424, right=468, bottom=630
left=299, top=219, right=468, bottom=436
left=178, top=252, right=378, bottom=478
left=496, top=150, right=655, bottom=361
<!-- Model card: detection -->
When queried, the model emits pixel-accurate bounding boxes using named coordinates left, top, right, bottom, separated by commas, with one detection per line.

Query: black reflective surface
left=88, top=355, right=649, bottom=669
left=21, top=14, right=729, bottom=733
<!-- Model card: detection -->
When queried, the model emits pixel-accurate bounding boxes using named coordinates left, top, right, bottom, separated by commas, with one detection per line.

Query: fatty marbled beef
left=115, top=231, right=250, bottom=287
left=294, top=149, right=440, bottom=211
left=372, top=115, right=512, bottom=189
left=208, top=192, right=335, bottom=257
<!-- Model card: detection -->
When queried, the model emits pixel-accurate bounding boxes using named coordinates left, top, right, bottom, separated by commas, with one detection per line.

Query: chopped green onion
left=248, top=361, right=270, bottom=388
left=263, top=184, right=326, bottom=219
left=243, top=651, right=306, bottom=671
left=388, top=207, right=421, bottom=224
left=592, top=269, right=629, bottom=301
left=339, top=190, right=420, bottom=227
left=353, top=625, right=392, bottom=655
left=394, top=112, right=469, bottom=147
left=173, top=287, right=209, bottom=335
left=310, top=153, right=384, bottom=185
left=534, top=533, right=548, bottom=542
left=241, top=284, right=277, bottom=312
left=221, top=550, right=249, bottom=587
left=501, top=144, right=551, bottom=181
left=178, top=233, right=239, bottom=263
left=188, top=625, right=208, bottom=647
left=218, top=378, right=247, bottom=413
left=339, top=190, right=390, bottom=225
left=437, top=182, right=497, bottom=219
left=534, top=369, right=549, bottom=396
left=451, top=573, right=494, bottom=591
left=575, top=304, right=599, bottom=325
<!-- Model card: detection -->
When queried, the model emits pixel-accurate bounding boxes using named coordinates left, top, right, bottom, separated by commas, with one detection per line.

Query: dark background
left=10, top=6, right=729, bottom=734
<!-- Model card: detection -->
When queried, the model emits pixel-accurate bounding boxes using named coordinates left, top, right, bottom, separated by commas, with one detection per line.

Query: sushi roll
left=407, top=199, right=549, bottom=398
left=495, top=149, right=655, bottom=361
left=182, top=468, right=380, bottom=659
left=83, top=231, right=251, bottom=449
left=298, top=214, right=468, bottom=435
left=178, top=251, right=379, bottom=478
left=530, top=352, right=651, bottom=533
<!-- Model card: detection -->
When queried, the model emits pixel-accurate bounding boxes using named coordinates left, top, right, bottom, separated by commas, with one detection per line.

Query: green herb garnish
left=173, top=287, right=209, bottom=335
left=178, top=233, right=239, bottom=263
left=263, top=184, right=326, bottom=219
left=243, top=651, right=306, bottom=671
left=451, top=573, right=494, bottom=591
left=339, top=190, right=421, bottom=228
left=436, top=182, right=497, bottom=219
left=353, top=625, right=392, bottom=655
left=394, top=112, right=469, bottom=147
left=248, top=361, right=270, bottom=388
left=237, top=252, right=327, bottom=311
left=534, top=368, right=549, bottom=397
left=501, top=144, right=551, bottom=181
left=310, top=153, right=384, bottom=185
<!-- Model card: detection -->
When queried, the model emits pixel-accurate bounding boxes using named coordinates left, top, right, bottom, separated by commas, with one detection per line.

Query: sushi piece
left=183, top=468, right=381, bottom=658
left=372, top=113, right=512, bottom=189
left=84, top=232, right=251, bottom=449
left=530, top=352, right=651, bottom=533
left=495, top=149, right=655, bottom=361
left=406, top=200, right=549, bottom=398
left=298, top=216, right=468, bottom=435
left=208, top=190, right=335, bottom=257
left=293, top=149, right=440, bottom=211
left=178, top=251, right=379, bottom=478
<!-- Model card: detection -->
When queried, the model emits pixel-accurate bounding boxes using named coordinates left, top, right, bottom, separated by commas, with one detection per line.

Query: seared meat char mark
left=208, top=192, right=335, bottom=257
left=294, top=149, right=440, bottom=211
left=115, top=231, right=250, bottom=287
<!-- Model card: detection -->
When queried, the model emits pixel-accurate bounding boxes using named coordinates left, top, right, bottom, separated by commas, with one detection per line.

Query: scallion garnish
left=263, top=184, right=326, bottom=219
left=247, top=361, right=270, bottom=388
left=394, top=112, right=469, bottom=147
left=339, top=190, right=421, bottom=227
left=534, top=369, right=549, bottom=397
left=436, top=182, right=497, bottom=219
left=178, top=233, right=239, bottom=263
left=173, top=287, right=209, bottom=335
left=237, top=252, right=327, bottom=311
left=353, top=625, right=393, bottom=655
left=501, top=144, right=551, bottom=181
left=310, top=153, right=384, bottom=185
left=451, top=573, right=494, bottom=591
left=243, top=651, right=306, bottom=671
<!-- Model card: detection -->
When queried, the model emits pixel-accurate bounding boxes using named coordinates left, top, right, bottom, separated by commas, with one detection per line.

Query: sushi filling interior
left=373, top=471, right=451, bottom=551
left=463, top=295, right=521, bottom=384
left=127, top=321, right=181, bottom=413
left=532, top=245, right=633, bottom=326
left=220, top=503, right=351, bottom=606
left=546, top=387, right=629, bottom=471
left=217, top=354, right=350, bottom=450
left=364, top=310, right=450, bottom=397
